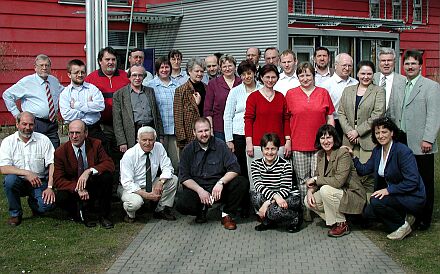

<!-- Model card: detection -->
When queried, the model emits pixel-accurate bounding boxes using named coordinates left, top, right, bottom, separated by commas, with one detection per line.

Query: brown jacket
left=315, top=148, right=366, bottom=214
left=173, top=80, right=206, bottom=149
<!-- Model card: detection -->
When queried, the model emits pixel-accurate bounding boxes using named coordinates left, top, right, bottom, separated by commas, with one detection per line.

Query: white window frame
left=369, top=0, right=380, bottom=18
left=413, top=0, right=423, bottom=23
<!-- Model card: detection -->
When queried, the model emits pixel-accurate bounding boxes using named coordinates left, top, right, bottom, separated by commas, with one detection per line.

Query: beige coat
left=315, top=148, right=366, bottom=214
left=338, top=84, right=385, bottom=151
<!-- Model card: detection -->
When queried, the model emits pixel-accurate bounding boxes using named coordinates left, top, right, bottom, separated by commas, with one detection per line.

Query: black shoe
left=255, top=220, right=276, bottom=231
left=100, top=218, right=114, bottom=229
left=287, top=224, right=301, bottom=233
left=417, top=221, right=430, bottom=231
left=153, top=208, right=177, bottom=221
left=195, top=207, right=208, bottom=224
left=240, top=209, right=250, bottom=219
left=123, top=215, right=135, bottom=223
left=84, top=219, right=97, bottom=228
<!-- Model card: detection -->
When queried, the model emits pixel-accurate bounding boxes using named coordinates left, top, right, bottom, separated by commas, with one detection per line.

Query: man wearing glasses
left=3, top=54, right=64, bottom=148
left=113, top=65, right=163, bottom=153
left=59, top=59, right=106, bottom=144
left=322, top=53, right=358, bottom=139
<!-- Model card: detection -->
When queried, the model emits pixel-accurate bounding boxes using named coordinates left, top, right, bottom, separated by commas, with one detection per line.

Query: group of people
left=1, top=45, right=439, bottom=241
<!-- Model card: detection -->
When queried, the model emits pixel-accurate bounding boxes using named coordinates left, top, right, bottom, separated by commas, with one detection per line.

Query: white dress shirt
left=120, top=142, right=174, bottom=193
left=273, top=72, right=300, bottom=96
left=59, top=82, right=105, bottom=125
left=379, top=72, right=394, bottom=109
left=314, top=67, right=332, bottom=87
left=2, top=73, right=64, bottom=118
left=322, top=74, right=358, bottom=119
left=0, top=132, right=54, bottom=178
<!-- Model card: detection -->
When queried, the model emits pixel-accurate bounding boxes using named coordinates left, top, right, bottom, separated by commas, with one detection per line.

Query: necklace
left=261, top=89, right=274, bottom=100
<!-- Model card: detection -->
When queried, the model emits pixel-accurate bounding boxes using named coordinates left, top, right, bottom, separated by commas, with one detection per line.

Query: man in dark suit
left=54, top=119, right=115, bottom=228
left=113, top=65, right=163, bottom=153
left=388, top=50, right=440, bottom=230
left=373, top=48, right=406, bottom=110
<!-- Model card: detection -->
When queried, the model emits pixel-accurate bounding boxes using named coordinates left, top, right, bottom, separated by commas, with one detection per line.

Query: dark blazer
left=113, top=84, right=164, bottom=148
left=315, top=148, right=366, bottom=214
left=54, top=138, right=115, bottom=192
left=353, top=142, right=426, bottom=213
left=173, top=80, right=207, bottom=149
left=338, top=84, right=385, bottom=151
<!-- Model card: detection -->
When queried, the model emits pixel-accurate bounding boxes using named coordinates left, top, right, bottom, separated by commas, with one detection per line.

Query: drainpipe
left=86, top=0, right=95, bottom=73
left=125, top=0, right=136, bottom=70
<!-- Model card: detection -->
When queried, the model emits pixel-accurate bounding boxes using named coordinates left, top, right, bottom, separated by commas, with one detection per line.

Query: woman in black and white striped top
left=250, top=133, right=302, bottom=233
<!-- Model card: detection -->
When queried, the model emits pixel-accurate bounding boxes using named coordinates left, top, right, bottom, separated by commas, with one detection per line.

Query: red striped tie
left=45, top=81, right=56, bottom=122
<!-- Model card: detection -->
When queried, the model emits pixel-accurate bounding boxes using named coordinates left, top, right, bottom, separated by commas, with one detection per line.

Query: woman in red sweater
left=244, top=64, right=291, bottom=190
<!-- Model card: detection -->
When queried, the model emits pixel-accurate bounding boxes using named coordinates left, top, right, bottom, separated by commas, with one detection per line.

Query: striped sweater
left=251, top=156, right=300, bottom=200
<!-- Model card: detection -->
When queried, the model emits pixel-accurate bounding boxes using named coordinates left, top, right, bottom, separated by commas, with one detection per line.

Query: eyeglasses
left=130, top=74, right=145, bottom=78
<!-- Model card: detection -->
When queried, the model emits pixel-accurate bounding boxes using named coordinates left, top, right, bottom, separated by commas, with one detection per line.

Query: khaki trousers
left=304, top=185, right=345, bottom=226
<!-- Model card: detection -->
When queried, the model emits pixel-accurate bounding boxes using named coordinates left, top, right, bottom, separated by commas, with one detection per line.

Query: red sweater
left=244, top=91, right=290, bottom=146
left=84, top=69, right=130, bottom=125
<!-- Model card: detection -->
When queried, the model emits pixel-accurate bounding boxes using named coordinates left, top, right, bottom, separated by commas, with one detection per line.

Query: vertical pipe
left=86, top=0, right=95, bottom=73
left=125, top=0, right=136, bottom=70
left=95, top=0, right=102, bottom=57
left=102, top=0, right=108, bottom=47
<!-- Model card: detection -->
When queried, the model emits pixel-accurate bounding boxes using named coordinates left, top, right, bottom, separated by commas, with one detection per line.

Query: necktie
left=380, top=76, right=386, bottom=89
left=145, top=152, right=152, bottom=192
left=45, top=81, right=56, bottom=122
left=78, top=148, right=85, bottom=176
left=400, top=81, right=413, bottom=132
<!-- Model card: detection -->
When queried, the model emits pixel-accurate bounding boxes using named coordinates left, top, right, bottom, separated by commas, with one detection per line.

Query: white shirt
left=223, top=82, right=263, bottom=141
left=273, top=72, right=300, bottom=96
left=0, top=132, right=54, bottom=178
left=379, top=72, right=394, bottom=109
left=59, top=82, right=105, bottom=125
left=379, top=141, right=393, bottom=177
left=322, top=74, right=358, bottom=119
left=120, top=142, right=174, bottom=193
left=3, top=73, right=64, bottom=118
left=314, top=67, right=332, bottom=87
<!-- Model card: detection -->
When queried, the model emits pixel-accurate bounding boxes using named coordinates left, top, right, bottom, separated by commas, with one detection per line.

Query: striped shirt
left=251, top=156, right=300, bottom=200
left=148, top=76, right=178, bottom=135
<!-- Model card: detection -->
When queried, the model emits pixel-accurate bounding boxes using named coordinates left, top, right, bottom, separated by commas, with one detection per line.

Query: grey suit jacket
left=112, top=84, right=164, bottom=148
left=373, top=72, right=406, bottom=110
left=387, top=75, right=440, bottom=155
left=338, top=84, right=385, bottom=151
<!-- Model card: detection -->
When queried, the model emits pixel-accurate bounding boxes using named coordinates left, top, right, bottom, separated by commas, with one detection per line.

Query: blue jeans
left=3, top=174, right=55, bottom=217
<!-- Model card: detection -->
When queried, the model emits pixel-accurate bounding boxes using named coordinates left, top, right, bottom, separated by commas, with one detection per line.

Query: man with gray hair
left=322, top=53, right=358, bottom=138
left=3, top=54, right=64, bottom=148
left=373, top=48, right=406, bottom=110
left=0, top=111, right=55, bottom=226
left=119, top=126, right=178, bottom=223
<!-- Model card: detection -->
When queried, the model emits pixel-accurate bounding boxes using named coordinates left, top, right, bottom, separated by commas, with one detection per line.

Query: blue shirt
left=148, top=76, right=178, bottom=135
left=170, top=69, right=189, bottom=86
left=59, top=82, right=105, bottom=125
left=3, top=73, right=64, bottom=118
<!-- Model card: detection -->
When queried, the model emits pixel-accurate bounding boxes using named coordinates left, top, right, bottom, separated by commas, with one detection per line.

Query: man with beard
left=0, top=112, right=55, bottom=226
left=314, top=47, right=335, bottom=87
left=59, top=59, right=106, bottom=143
left=273, top=49, right=300, bottom=95
left=3, top=54, right=64, bottom=148
left=176, top=117, right=247, bottom=230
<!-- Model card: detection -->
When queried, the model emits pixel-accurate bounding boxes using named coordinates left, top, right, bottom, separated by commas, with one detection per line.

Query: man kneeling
left=119, top=126, right=178, bottom=223
left=176, top=117, right=247, bottom=230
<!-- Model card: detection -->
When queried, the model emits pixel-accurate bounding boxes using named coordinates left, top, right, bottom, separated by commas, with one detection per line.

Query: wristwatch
left=217, top=180, right=224, bottom=186
left=47, top=185, right=53, bottom=189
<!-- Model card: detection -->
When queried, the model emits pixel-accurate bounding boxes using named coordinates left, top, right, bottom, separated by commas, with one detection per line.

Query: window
left=413, top=0, right=422, bottom=23
left=108, top=31, right=145, bottom=49
left=294, top=0, right=306, bottom=14
left=392, top=0, right=402, bottom=19
left=369, top=0, right=380, bottom=18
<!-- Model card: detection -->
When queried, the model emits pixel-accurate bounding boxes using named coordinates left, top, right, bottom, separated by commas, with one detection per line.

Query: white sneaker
left=405, top=214, right=415, bottom=227
left=387, top=221, right=412, bottom=240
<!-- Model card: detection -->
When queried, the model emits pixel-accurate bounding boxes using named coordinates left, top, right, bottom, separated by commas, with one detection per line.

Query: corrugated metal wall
left=146, top=0, right=288, bottom=64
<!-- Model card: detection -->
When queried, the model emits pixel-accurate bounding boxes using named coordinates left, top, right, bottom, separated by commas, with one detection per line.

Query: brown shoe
left=7, top=216, right=22, bottom=226
left=328, top=222, right=350, bottom=237
left=221, top=215, right=237, bottom=230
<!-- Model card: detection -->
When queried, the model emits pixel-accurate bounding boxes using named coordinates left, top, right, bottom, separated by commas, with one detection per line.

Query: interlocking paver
left=107, top=211, right=405, bottom=274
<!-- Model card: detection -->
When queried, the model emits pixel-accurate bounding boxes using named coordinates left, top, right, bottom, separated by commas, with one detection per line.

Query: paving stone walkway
left=107, top=210, right=404, bottom=274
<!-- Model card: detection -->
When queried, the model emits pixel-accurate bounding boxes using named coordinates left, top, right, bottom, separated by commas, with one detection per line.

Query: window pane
left=322, top=36, right=338, bottom=47
left=294, top=0, right=306, bottom=14
left=294, top=37, right=314, bottom=46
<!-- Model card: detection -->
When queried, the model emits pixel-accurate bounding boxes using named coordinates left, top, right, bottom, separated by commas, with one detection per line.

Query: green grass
left=0, top=185, right=144, bottom=273
left=363, top=151, right=440, bottom=274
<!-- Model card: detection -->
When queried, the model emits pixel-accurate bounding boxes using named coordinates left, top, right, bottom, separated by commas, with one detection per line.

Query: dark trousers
left=398, top=132, right=434, bottom=226
left=363, top=195, right=406, bottom=232
left=56, top=171, right=113, bottom=219
left=34, top=117, right=60, bottom=148
left=176, top=176, right=247, bottom=216
left=87, top=122, right=106, bottom=147
left=233, top=134, right=251, bottom=213
left=334, top=119, right=344, bottom=142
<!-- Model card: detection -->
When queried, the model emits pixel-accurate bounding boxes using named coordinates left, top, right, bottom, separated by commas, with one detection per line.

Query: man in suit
left=388, top=49, right=440, bottom=230
left=54, top=119, right=115, bottom=228
left=113, top=65, right=163, bottom=153
left=373, top=48, right=406, bottom=110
